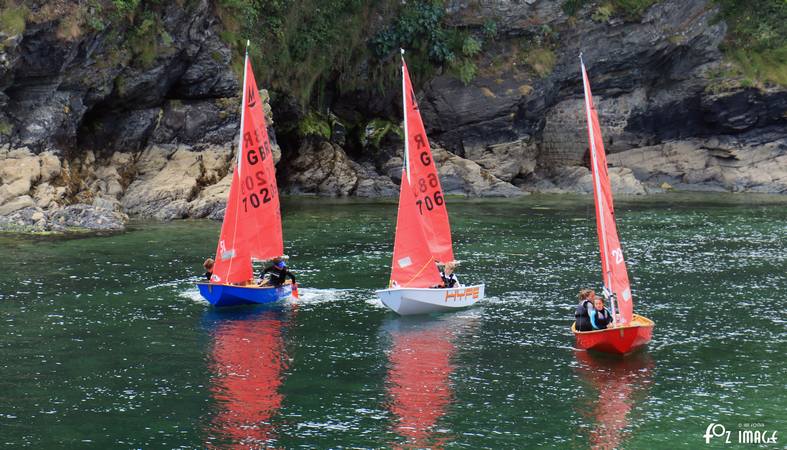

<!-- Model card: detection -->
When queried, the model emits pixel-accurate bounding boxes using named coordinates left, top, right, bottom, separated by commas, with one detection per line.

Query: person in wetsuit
left=259, top=259, right=296, bottom=287
left=203, top=258, right=214, bottom=281
left=590, top=296, right=614, bottom=330
left=440, top=261, right=461, bottom=288
left=574, top=289, right=594, bottom=332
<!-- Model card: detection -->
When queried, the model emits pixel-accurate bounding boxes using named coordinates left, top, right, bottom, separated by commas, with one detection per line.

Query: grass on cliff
left=0, top=2, right=27, bottom=35
left=562, top=0, right=657, bottom=21
left=714, top=0, right=787, bottom=87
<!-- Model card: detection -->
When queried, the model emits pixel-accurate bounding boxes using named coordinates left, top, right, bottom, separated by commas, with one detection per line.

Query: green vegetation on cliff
left=215, top=0, right=490, bottom=107
left=715, top=0, right=787, bottom=86
left=0, top=1, right=27, bottom=35
left=562, top=0, right=657, bottom=21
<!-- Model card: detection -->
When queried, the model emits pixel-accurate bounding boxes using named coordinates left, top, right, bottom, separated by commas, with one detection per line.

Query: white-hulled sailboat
left=375, top=50, right=485, bottom=315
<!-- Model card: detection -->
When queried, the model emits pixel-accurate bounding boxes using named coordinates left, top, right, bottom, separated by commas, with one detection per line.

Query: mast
left=238, top=41, right=250, bottom=175
left=401, top=48, right=411, bottom=182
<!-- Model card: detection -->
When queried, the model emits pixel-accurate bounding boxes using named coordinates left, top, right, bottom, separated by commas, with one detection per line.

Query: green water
left=1, top=195, right=785, bottom=448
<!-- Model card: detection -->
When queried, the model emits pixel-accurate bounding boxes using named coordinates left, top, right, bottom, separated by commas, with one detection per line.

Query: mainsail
left=211, top=48, right=284, bottom=284
left=580, top=57, right=633, bottom=324
left=401, top=54, right=454, bottom=264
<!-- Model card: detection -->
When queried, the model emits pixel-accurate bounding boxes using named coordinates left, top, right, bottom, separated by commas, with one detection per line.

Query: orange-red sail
left=402, top=56, right=454, bottom=263
left=211, top=50, right=283, bottom=284
left=390, top=171, right=443, bottom=288
left=580, top=58, right=633, bottom=324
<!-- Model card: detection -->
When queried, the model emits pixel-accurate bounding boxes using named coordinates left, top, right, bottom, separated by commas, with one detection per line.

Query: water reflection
left=383, top=314, right=478, bottom=448
left=203, top=306, right=294, bottom=447
left=573, top=351, right=654, bottom=450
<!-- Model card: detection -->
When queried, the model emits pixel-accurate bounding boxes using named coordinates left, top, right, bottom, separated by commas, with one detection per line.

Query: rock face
left=0, top=1, right=254, bottom=231
left=424, top=0, right=787, bottom=194
left=1, top=0, right=786, bottom=232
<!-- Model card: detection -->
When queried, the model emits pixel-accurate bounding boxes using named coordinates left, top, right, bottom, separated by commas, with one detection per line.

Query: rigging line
left=404, top=256, right=436, bottom=288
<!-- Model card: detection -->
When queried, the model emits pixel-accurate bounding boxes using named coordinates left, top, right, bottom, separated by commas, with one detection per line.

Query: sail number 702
left=240, top=171, right=273, bottom=212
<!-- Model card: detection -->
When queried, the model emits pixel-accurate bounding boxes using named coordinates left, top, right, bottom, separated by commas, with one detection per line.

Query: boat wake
left=294, top=287, right=355, bottom=305
left=179, top=286, right=208, bottom=304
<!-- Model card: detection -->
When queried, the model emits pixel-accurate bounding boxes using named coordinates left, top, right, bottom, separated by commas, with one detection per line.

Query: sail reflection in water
left=203, top=308, right=292, bottom=447
left=573, top=351, right=654, bottom=449
left=384, top=314, right=477, bottom=448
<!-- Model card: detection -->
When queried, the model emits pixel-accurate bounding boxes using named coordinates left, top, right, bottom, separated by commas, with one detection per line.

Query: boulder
left=432, top=147, right=524, bottom=197
left=284, top=140, right=359, bottom=196
left=0, top=194, right=35, bottom=215
left=47, top=204, right=128, bottom=231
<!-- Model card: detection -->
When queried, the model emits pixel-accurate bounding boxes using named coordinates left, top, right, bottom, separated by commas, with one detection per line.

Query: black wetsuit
left=204, top=271, right=213, bottom=281
left=575, top=300, right=593, bottom=332
left=261, top=266, right=296, bottom=286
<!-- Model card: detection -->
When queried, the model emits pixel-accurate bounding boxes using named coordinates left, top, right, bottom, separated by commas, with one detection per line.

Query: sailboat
left=375, top=50, right=485, bottom=315
left=197, top=43, right=295, bottom=307
left=571, top=55, right=654, bottom=354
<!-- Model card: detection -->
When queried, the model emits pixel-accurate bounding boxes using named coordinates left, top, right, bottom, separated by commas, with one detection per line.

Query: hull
left=572, top=314, right=654, bottom=355
left=376, top=284, right=484, bottom=316
left=197, top=282, right=292, bottom=307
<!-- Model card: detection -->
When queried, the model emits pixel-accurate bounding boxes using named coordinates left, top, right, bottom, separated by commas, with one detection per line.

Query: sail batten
left=580, top=58, right=633, bottom=324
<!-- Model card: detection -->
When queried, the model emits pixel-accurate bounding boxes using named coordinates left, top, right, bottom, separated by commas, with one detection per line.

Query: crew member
left=590, top=296, right=614, bottom=330
left=203, top=258, right=214, bottom=281
left=259, top=258, right=296, bottom=287
left=440, top=261, right=461, bottom=288
left=574, top=289, right=594, bottom=332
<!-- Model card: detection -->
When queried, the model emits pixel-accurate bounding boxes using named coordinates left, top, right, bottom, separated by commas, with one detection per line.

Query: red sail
left=402, top=57, right=454, bottom=263
left=390, top=171, right=443, bottom=288
left=581, top=59, right=633, bottom=324
left=211, top=52, right=283, bottom=284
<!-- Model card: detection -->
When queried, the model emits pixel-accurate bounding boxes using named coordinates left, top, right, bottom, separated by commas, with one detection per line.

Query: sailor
left=440, top=261, right=461, bottom=288
left=589, top=295, right=614, bottom=330
left=259, top=258, right=296, bottom=287
left=574, top=289, right=594, bottom=332
left=203, top=258, right=214, bottom=281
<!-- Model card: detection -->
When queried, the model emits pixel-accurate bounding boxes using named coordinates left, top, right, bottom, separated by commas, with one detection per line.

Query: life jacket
left=574, top=300, right=593, bottom=332
left=441, top=272, right=458, bottom=288
left=594, top=307, right=613, bottom=329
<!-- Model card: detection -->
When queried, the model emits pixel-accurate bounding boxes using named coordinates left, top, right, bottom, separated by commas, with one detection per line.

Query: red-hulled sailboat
left=375, top=50, right=485, bottom=315
left=571, top=55, right=654, bottom=354
left=197, top=43, right=295, bottom=307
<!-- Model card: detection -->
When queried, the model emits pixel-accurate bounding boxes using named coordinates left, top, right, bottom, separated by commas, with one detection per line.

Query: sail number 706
left=416, top=191, right=444, bottom=214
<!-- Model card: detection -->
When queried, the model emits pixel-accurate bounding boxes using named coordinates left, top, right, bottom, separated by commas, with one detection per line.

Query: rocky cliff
left=0, top=0, right=785, bottom=231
